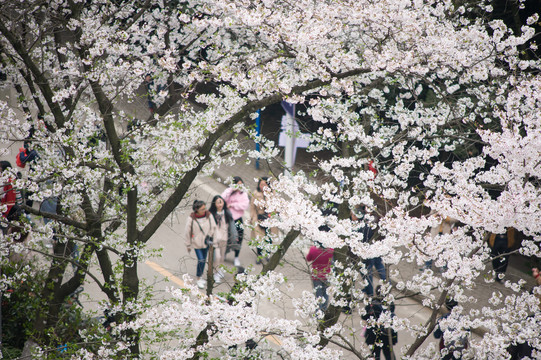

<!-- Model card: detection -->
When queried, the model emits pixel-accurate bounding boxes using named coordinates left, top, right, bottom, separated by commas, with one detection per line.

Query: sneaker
left=197, top=279, right=206, bottom=289
left=234, top=258, right=241, bottom=267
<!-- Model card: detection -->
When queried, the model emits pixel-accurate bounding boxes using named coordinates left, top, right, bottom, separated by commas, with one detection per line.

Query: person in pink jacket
left=185, top=200, right=216, bottom=289
left=306, top=242, right=334, bottom=312
left=221, top=176, right=249, bottom=267
left=533, top=268, right=541, bottom=311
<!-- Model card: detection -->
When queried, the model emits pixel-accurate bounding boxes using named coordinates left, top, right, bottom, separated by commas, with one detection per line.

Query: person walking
left=351, top=207, right=386, bottom=296
left=0, top=161, right=17, bottom=221
left=306, top=242, right=334, bottom=312
left=209, top=195, right=238, bottom=284
left=363, top=286, right=397, bottom=360
left=185, top=200, right=216, bottom=289
left=488, top=228, right=515, bottom=282
left=250, top=177, right=276, bottom=264
left=221, top=176, right=250, bottom=267
left=423, top=215, right=457, bottom=272
left=434, top=298, right=469, bottom=359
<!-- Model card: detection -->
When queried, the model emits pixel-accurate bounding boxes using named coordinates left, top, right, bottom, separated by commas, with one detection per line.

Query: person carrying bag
left=185, top=200, right=216, bottom=289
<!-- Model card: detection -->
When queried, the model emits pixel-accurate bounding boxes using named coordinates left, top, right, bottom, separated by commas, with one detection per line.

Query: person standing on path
left=434, top=298, right=469, bottom=360
left=1, top=161, right=17, bottom=223
left=209, top=195, right=237, bottom=284
left=363, top=286, right=398, bottom=360
left=185, top=200, right=216, bottom=289
left=250, top=177, right=277, bottom=264
left=351, top=207, right=386, bottom=297
left=221, top=176, right=249, bottom=267
left=533, top=267, right=541, bottom=310
left=422, top=214, right=457, bottom=272
left=488, top=228, right=515, bottom=282
left=306, top=242, right=334, bottom=312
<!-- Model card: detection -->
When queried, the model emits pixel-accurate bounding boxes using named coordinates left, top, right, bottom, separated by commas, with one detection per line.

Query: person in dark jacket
left=488, top=228, right=515, bottom=282
left=363, top=286, right=397, bottom=360
left=434, top=298, right=469, bottom=359
left=352, top=207, right=386, bottom=297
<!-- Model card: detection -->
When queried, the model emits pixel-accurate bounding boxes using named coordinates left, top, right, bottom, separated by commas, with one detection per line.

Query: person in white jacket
left=185, top=200, right=216, bottom=289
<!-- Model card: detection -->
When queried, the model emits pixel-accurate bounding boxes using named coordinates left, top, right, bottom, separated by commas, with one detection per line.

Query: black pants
left=368, top=337, right=392, bottom=360
left=491, top=240, right=509, bottom=275
left=234, top=218, right=244, bottom=257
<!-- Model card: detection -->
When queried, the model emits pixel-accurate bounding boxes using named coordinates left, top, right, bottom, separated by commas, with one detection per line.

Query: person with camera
left=185, top=200, right=216, bottom=289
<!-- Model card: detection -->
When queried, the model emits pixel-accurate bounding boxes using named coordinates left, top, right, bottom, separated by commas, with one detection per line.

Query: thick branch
left=405, top=281, right=453, bottom=357
left=93, top=247, right=121, bottom=304
left=20, top=204, right=88, bottom=230
left=120, top=0, right=152, bottom=31
left=87, top=77, right=135, bottom=175
left=261, top=229, right=301, bottom=275
left=405, top=246, right=482, bottom=356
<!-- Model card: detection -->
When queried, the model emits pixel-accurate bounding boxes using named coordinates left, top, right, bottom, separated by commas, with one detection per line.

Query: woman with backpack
left=209, top=195, right=238, bottom=283
left=185, top=200, right=216, bottom=289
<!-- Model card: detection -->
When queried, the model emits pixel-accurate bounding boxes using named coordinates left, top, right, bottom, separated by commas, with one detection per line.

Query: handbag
left=257, top=213, right=269, bottom=230
left=193, top=217, right=213, bottom=247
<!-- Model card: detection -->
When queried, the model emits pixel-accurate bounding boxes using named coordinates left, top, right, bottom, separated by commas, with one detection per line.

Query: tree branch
left=20, top=204, right=88, bottom=230
left=0, top=18, right=66, bottom=129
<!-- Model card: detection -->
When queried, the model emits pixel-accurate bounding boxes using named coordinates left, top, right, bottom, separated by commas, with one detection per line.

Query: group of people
left=184, top=176, right=274, bottom=289
left=183, top=183, right=490, bottom=358
left=1, top=157, right=37, bottom=240
left=302, top=207, right=541, bottom=360
left=304, top=206, right=394, bottom=359
left=1, top=118, right=41, bottom=238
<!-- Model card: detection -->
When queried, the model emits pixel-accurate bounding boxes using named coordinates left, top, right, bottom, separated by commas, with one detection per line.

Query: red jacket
left=1, top=180, right=16, bottom=218
left=306, top=246, right=334, bottom=281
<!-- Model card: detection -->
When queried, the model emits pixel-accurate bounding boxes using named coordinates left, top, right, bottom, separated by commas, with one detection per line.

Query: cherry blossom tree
left=0, top=0, right=540, bottom=359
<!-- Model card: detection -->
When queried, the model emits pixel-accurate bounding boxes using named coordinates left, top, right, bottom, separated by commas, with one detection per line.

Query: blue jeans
left=194, top=247, right=209, bottom=277
left=368, top=257, right=386, bottom=280
left=312, top=279, right=329, bottom=311
left=364, top=257, right=386, bottom=296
